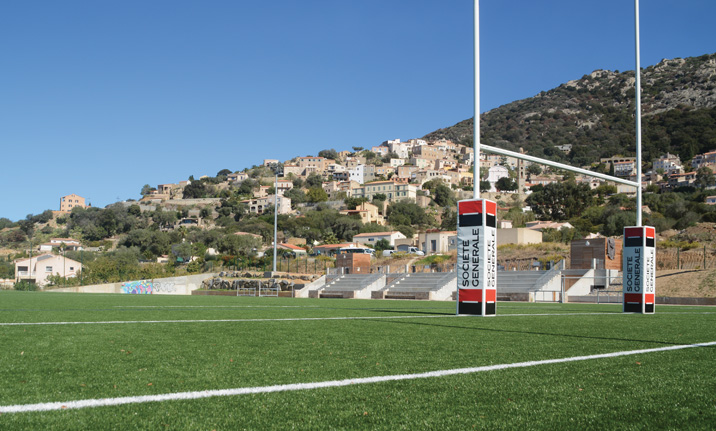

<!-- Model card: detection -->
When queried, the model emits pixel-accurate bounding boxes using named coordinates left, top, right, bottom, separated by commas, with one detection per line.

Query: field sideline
left=1, top=291, right=715, bottom=429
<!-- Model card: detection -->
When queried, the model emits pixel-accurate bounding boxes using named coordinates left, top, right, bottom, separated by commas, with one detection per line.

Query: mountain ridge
left=424, top=53, right=716, bottom=167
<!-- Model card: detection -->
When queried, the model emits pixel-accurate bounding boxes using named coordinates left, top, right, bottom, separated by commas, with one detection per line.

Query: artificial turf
left=1, top=291, right=714, bottom=429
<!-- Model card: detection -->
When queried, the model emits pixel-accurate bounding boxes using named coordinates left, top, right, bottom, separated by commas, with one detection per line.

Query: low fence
left=230, top=257, right=334, bottom=275
left=235, top=285, right=280, bottom=297
left=656, top=247, right=716, bottom=270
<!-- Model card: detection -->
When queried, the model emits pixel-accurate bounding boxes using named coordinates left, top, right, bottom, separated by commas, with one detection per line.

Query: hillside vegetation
left=425, top=54, right=716, bottom=167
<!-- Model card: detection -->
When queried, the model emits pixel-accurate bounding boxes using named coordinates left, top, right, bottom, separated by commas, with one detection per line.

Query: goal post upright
left=623, top=0, right=655, bottom=314
left=456, top=0, right=497, bottom=316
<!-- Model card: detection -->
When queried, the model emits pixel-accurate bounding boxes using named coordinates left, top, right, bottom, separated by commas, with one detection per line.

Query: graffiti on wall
left=153, top=281, right=176, bottom=293
left=121, top=280, right=153, bottom=294
left=121, top=280, right=177, bottom=294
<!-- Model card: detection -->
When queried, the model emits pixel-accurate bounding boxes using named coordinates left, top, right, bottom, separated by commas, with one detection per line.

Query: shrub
left=14, top=280, right=38, bottom=291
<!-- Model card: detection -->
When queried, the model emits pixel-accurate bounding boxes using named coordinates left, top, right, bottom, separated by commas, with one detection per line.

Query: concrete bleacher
left=312, top=273, right=385, bottom=299
left=302, top=263, right=567, bottom=302
left=374, top=272, right=455, bottom=301
left=494, top=271, right=549, bottom=301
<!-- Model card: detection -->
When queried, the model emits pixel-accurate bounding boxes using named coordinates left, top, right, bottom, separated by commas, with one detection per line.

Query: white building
left=352, top=231, right=407, bottom=247
left=653, top=153, right=682, bottom=175
left=486, top=165, right=509, bottom=192
left=15, top=254, right=83, bottom=287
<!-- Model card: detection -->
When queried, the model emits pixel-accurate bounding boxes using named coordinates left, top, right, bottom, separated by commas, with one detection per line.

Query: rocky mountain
left=424, top=53, right=716, bottom=167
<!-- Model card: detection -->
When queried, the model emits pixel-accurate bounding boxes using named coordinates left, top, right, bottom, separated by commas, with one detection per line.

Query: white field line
left=113, top=305, right=321, bottom=308
left=2, top=340, right=714, bottom=414
left=0, top=312, right=625, bottom=326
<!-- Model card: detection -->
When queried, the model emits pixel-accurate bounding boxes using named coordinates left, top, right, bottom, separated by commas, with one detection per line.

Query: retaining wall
left=51, top=273, right=217, bottom=295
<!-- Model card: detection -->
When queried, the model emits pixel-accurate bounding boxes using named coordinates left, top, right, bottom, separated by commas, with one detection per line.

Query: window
left=45, top=266, right=53, bottom=272
left=69, top=267, right=75, bottom=271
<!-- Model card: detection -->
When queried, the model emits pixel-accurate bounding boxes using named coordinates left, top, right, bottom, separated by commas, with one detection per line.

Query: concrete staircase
left=313, top=274, right=386, bottom=299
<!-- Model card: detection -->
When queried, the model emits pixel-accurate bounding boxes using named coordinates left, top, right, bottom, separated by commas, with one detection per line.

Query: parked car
left=406, top=247, right=425, bottom=256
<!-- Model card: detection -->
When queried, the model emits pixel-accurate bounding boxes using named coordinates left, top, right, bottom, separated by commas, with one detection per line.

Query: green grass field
left=1, top=291, right=715, bottom=430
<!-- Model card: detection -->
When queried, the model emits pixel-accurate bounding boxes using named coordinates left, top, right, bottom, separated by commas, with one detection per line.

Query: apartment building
left=348, top=164, right=375, bottom=184
left=297, top=156, right=327, bottom=173
left=371, top=146, right=389, bottom=156
left=242, top=195, right=292, bottom=215
left=323, top=180, right=359, bottom=199
left=653, top=153, right=682, bottom=175
left=396, top=165, right=420, bottom=180
left=412, top=144, right=446, bottom=161
left=691, top=150, right=716, bottom=170
left=59, top=194, right=87, bottom=213
left=339, top=202, right=385, bottom=225
left=351, top=180, right=417, bottom=203
left=613, top=161, right=636, bottom=177
left=275, top=180, right=294, bottom=196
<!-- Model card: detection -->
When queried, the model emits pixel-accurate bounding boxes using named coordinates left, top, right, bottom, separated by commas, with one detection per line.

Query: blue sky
left=1, top=0, right=715, bottom=222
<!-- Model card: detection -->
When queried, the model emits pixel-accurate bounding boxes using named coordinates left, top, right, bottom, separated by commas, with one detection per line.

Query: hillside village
left=3, top=53, right=716, bottom=289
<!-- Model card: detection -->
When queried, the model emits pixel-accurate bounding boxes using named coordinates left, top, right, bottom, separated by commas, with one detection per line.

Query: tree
left=306, top=187, right=328, bottom=203
left=696, top=166, right=715, bottom=188
left=526, top=182, right=595, bottom=221
left=422, top=179, right=456, bottom=207
left=352, top=146, right=364, bottom=153
left=237, top=178, right=259, bottom=196
left=171, top=242, right=194, bottom=263
left=284, top=188, right=307, bottom=208
left=360, top=222, right=389, bottom=234
left=127, top=204, right=142, bottom=217
left=344, top=196, right=368, bottom=210
left=373, top=238, right=391, bottom=252
left=306, top=173, right=323, bottom=188
left=141, top=184, right=154, bottom=196
left=386, top=201, right=432, bottom=227
left=182, top=180, right=209, bottom=199
left=152, top=208, right=178, bottom=229
left=526, top=164, right=542, bottom=177
left=440, top=207, right=456, bottom=230
left=318, top=149, right=338, bottom=160
left=495, top=177, right=517, bottom=192
left=218, top=234, right=262, bottom=256
left=217, top=169, right=232, bottom=177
